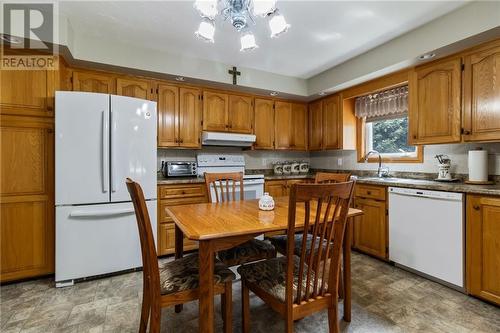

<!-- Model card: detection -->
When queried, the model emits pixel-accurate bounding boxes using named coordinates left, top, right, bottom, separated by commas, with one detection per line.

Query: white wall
left=310, top=143, right=500, bottom=176
left=157, top=147, right=309, bottom=172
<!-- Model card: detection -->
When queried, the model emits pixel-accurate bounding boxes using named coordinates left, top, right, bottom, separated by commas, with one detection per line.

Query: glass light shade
left=269, top=13, right=290, bottom=38
left=252, top=0, right=277, bottom=17
left=194, top=0, right=218, bottom=20
left=195, top=20, right=215, bottom=43
left=240, top=33, right=258, bottom=51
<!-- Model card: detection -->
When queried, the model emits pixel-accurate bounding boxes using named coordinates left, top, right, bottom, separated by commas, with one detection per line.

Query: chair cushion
left=217, top=239, right=276, bottom=267
left=159, top=254, right=235, bottom=295
left=269, top=233, right=333, bottom=258
left=237, top=256, right=324, bottom=303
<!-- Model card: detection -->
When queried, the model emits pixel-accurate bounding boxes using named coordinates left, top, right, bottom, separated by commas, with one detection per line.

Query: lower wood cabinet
left=0, top=115, right=55, bottom=282
left=264, top=178, right=313, bottom=198
left=157, top=183, right=207, bottom=256
left=352, top=184, right=388, bottom=260
left=466, top=195, right=500, bottom=305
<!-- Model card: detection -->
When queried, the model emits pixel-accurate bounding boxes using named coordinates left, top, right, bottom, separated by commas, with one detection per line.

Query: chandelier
left=193, top=0, right=290, bottom=51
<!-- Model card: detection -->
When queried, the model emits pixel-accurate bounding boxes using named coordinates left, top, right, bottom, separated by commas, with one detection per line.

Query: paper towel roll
left=468, top=150, right=488, bottom=182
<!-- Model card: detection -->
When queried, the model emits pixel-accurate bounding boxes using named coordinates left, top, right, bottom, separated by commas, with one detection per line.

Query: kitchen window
left=355, top=85, right=423, bottom=163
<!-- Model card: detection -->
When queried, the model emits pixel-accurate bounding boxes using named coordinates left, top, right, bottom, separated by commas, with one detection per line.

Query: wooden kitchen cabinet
left=352, top=184, right=388, bottom=260
left=0, top=68, right=55, bottom=117
left=463, top=43, right=500, bottom=142
left=1, top=115, right=54, bottom=282
left=228, top=95, right=253, bottom=134
left=308, top=100, right=323, bottom=150
left=72, top=70, right=116, bottom=94
left=158, top=85, right=201, bottom=148
left=274, top=101, right=307, bottom=150
left=264, top=178, right=312, bottom=198
left=408, top=57, right=462, bottom=145
left=203, top=91, right=228, bottom=132
left=322, top=94, right=341, bottom=149
left=116, top=77, right=153, bottom=100
left=254, top=98, right=275, bottom=149
left=157, top=183, right=207, bottom=256
left=466, top=195, right=500, bottom=305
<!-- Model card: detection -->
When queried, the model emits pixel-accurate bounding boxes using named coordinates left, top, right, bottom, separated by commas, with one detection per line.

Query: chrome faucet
left=364, top=150, right=389, bottom=178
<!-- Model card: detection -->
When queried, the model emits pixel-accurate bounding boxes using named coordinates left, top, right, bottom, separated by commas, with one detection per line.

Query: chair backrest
left=126, top=178, right=161, bottom=298
left=314, top=172, right=351, bottom=184
left=286, top=181, right=355, bottom=306
left=204, top=172, right=244, bottom=203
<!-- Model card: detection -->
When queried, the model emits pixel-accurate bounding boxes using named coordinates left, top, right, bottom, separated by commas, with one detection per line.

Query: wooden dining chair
left=126, top=178, right=235, bottom=333
left=204, top=172, right=276, bottom=267
left=269, top=172, right=352, bottom=257
left=238, top=181, right=355, bottom=333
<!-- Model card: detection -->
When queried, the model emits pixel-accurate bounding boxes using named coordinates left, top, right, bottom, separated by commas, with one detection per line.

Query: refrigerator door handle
left=102, top=110, right=109, bottom=193
left=111, top=109, right=117, bottom=192
left=69, top=208, right=135, bottom=218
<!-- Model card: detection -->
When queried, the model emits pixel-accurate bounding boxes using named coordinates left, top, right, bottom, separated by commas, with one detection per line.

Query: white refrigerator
left=55, top=91, right=157, bottom=287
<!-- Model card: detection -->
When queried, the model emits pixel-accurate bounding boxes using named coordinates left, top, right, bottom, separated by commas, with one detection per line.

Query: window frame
left=357, top=116, right=423, bottom=163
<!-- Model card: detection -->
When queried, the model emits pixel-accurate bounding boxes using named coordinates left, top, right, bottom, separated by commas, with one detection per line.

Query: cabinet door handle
left=179, top=138, right=183, bottom=143
left=412, top=135, right=417, bottom=140
left=367, top=191, right=372, bottom=195
left=473, top=205, right=480, bottom=211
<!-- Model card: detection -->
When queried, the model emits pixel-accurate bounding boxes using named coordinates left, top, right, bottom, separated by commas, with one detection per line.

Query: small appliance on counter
left=161, top=161, right=197, bottom=177
left=466, top=148, right=493, bottom=184
left=434, top=154, right=458, bottom=182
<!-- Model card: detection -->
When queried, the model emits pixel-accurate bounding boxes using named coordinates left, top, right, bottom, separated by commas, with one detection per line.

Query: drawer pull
left=473, top=205, right=480, bottom=211
left=367, top=191, right=372, bottom=195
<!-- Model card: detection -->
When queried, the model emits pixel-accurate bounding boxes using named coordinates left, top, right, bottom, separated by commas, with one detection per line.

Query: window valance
left=355, top=85, right=408, bottom=120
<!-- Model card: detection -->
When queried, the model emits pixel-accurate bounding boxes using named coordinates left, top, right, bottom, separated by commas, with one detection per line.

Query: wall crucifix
left=228, top=66, right=241, bottom=85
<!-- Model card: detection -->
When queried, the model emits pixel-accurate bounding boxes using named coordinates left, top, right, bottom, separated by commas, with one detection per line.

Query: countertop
left=157, top=174, right=500, bottom=196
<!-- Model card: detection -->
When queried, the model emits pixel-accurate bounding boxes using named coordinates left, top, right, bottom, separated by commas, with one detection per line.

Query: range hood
left=201, top=131, right=256, bottom=147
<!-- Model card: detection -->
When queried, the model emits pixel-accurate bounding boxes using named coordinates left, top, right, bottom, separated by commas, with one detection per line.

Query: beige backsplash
left=158, top=143, right=500, bottom=176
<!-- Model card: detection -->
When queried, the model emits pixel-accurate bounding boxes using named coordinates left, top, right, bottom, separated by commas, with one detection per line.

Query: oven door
left=208, top=179, right=264, bottom=202
left=167, top=163, right=193, bottom=176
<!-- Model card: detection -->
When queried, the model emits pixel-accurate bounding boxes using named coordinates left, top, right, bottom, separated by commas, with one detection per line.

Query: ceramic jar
left=299, top=161, right=309, bottom=174
left=273, top=162, right=283, bottom=175
left=259, top=192, right=275, bottom=211
left=282, top=161, right=292, bottom=175
left=291, top=161, right=300, bottom=174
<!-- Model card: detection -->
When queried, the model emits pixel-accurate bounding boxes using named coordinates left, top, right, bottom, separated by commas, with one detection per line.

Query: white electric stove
left=196, top=154, right=264, bottom=201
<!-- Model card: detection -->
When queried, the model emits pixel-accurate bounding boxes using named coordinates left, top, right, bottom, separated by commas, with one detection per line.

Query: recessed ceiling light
left=175, top=76, right=185, bottom=82
left=270, top=91, right=279, bottom=96
left=318, top=92, right=327, bottom=96
left=418, top=53, right=436, bottom=60
left=0, top=34, right=23, bottom=44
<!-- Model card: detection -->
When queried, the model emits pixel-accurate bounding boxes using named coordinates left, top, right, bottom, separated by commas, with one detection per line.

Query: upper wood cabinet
left=228, top=95, right=253, bottom=134
left=157, top=84, right=179, bottom=148
left=179, top=87, right=202, bottom=148
left=0, top=69, right=55, bottom=117
left=1, top=115, right=54, bottom=282
left=409, top=58, right=462, bottom=145
left=254, top=98, right=275, bottom=149
left=203, top=91, right=228, bottom=132
left=202, top=91, right=254, bottom=134
left=157, top=85, right=201, bottom=148
left=467, top=195, right=500, bottom=305
left=322, top=95, right=341, bottom=149
left=463, top=44, right=500, bottom=142
left=308, top=101, right=323, bottom=150
left=291, top=103, right=308, bottom=150
left=116, top=77, right=153, bottom=100
left=274, top=101, right=292, bottom=149
left=72, top=70, right=116, bottom=94
left=274, top=101, right=307, bottom=150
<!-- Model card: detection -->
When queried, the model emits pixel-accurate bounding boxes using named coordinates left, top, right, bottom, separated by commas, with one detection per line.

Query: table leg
left=175, top=225, right=184, bottom=313
left=343, top=218, right=352, bottom=322
left=199, top=240, right=215, bottom=333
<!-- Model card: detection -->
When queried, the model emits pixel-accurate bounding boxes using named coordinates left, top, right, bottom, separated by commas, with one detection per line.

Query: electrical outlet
left=337, top=158, right=343, bottom=166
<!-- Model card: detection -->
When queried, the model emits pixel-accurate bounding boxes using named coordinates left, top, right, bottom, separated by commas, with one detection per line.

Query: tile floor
left=1, top=252, right=499, bottom=333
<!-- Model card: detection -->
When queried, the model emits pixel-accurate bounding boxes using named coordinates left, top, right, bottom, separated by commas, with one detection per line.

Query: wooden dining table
left=166, top=196, right=363, bottom=333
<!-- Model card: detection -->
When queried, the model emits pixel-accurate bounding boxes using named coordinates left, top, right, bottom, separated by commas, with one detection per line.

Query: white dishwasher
left=388, top=187, right=464, bottom=290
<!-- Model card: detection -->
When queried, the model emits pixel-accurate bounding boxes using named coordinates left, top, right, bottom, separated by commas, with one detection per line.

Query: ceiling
left=60, top=1, right=467, bottom=79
